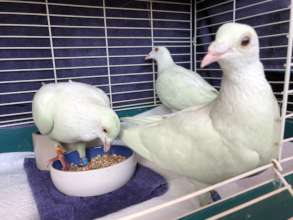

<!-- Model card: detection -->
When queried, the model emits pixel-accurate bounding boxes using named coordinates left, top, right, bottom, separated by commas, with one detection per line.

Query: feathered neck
left=156, top=53, right=175, bottom=72
left=219, top=59, right=265, bottom=85
left=212, top=59, right=271, bottom=115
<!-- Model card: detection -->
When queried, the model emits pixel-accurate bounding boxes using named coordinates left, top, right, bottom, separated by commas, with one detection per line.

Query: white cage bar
left=0, top=0, right=193, bottom=127
left=0, top=0, right=292, bottom=219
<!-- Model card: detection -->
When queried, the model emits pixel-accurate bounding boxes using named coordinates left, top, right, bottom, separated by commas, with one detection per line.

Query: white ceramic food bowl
left=49, top=145, right=137, bottom=197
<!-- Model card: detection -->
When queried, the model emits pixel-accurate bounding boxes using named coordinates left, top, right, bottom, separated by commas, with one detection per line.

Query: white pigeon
left=145, top=46, right=218, bottom=111
left=32, top=81, right=120, bottom=166
left=122, top=23, right=281, bottom=193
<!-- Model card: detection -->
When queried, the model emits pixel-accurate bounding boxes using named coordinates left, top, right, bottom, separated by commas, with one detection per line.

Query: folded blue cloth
left=24, top=158, right=168, bottom=220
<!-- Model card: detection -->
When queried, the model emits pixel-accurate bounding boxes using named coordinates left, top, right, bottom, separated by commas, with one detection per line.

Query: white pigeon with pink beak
left=122, top=23, right=281, bottom=203
left=145, top=46, right=218, bottom=111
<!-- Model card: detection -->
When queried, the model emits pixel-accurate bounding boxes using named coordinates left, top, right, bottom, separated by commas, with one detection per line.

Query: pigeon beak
left=102, top=137, right=111, bottom=152
left=200, top=52, right=223, bottom=68
left=145, top=54, right=152, bottom=60
left=201, top=42, right=231, bottom=68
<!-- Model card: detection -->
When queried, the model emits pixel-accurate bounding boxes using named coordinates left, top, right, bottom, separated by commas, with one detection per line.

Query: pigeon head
left=145, top=46, right=171, bottom=61
left=96, top=107, right=121, bottom=152
left=201, top=23, right=259, bottom=69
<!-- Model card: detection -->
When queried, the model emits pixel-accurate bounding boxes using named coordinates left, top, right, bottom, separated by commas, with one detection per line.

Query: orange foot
left=48, top=146, right=69, bottom=171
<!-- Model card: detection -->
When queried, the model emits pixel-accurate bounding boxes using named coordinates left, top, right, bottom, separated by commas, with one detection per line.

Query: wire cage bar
left=0, top=0, right=293, bottom=219
left=0, top=0, right=193, bottom=127
left=279, top=0, right=293, bottom=161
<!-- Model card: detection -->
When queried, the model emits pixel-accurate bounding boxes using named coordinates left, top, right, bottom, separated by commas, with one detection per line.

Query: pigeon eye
left=154, top=47, right=159, bottom=52
left=103, top=128, right=108, bottom=133
left=241, top=36, right=250, bottom=47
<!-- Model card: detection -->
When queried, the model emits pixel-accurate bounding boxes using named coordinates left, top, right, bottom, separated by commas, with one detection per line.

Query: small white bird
left=122, top=23, right=281, bottom=196
left=32, top=81, right=120, bottom=167
left=146, top=46, right=218, bottom=111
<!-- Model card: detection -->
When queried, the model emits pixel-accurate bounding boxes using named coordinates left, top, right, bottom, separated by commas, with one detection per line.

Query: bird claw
left=48, top=145, right=69, bottom=171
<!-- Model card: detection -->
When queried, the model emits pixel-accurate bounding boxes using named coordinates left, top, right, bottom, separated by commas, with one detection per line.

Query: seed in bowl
left=68, top=154, right=127, bottom=171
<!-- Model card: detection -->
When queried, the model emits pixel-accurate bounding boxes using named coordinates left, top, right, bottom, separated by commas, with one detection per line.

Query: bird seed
left=68, top=154, right=126, bottom=171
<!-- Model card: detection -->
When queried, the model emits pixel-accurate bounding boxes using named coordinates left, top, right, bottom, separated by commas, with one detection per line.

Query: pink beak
left=201, top=51, right=223, bottom=68
left=201, top=41, right=231, bottom=68
left=103, top=137, right=111, bottom=152
left=145, top=54, right=151, bottom=60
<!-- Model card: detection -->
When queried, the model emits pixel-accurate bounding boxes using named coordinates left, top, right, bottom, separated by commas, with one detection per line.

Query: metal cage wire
left=0, top=0, right=193, bottom=128
left=0, top=0, right=292, bottom=219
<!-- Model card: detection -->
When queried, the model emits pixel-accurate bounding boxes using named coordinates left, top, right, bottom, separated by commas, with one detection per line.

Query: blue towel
left=24, top=158, right=168, bottom=220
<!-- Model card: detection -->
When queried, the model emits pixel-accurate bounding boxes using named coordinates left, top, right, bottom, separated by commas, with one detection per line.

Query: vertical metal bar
left=150, top=0, right=157, bottom=105
left=233, top=0, right=236, bottom=22
left=193, top=0, right=197, bottom=71
left=102, top=0, right=113, bottom=107
left=189, top=0, right=193, bottom=70
left=279, top=0, right=293, bottom=161
left=45, top=0, right=57, bottom=83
